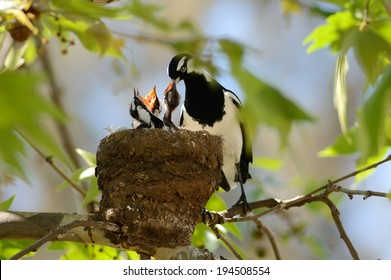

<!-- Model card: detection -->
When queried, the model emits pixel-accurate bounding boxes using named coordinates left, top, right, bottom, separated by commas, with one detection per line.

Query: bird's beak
left=134, top=88, right=141, bottom=99
left=142, top=86, right=157, bottom=112
left=170, top=78, right=180, bottom=93
left=171, top=77, right=180, bottom=86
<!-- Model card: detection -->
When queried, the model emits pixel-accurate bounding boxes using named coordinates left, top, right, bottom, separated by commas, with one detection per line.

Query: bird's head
left=142, top=86, right=161, bottom=116
left=167, top=53, right=193, bottom=84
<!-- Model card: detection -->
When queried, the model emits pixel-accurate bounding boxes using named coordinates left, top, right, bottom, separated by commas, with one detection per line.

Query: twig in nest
left=209, top=225, right=243, bottom=260
left=10, top=220, right=120, bottom=260
left=253, top=219, right=281, bottom=260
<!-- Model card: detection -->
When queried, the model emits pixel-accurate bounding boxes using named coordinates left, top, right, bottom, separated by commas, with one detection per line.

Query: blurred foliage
left=0, top=240, right=35, bottom=260
left=56, top=148, right=99, bottom=207
left=304, top=0, right=391, bottom=166
left=0, top=0, right=390, bottom=259
left=48, top=242, right=140, bottom=260
left=0, top=71, right=67, bottom=178
left=0, top=194, right=15, bottom=210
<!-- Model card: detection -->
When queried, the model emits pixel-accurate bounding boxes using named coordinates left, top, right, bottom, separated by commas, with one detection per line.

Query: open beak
left=164, top=81, right=175, bottom=95
left=134, top=88, right=141, bottom=99
left=168, top=78, right=179, bottom=95
left=142, top=86, right=157, bottom=112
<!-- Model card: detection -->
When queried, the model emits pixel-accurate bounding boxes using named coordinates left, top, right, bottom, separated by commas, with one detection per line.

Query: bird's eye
left=180, top=66, right=186, bottom=73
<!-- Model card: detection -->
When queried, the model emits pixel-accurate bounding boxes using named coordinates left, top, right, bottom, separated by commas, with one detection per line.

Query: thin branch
left=253, top=219, right=281, bottom=260
left=321, top=197, right=359, bottom=259
left=328, top=184, right=388, bottom=199
left=204, top=154, right=391, bottom=259
left=40, top=50, right=81, bottom=169
left=308, top=154, right=391, bottom=196
left=10, top=220, right=120, bottom=260
left=16, top=130, right=88, bottom=198
left=209, top=225, right=243, bottom=260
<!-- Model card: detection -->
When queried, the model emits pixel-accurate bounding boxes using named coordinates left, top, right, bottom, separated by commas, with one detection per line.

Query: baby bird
left=163, top=82, right=180, bottom=130
left=130, top=88, right=164, bottom=129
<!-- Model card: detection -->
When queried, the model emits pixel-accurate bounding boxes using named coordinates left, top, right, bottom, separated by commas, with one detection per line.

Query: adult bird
left=167, top=53, right=252, bottom=213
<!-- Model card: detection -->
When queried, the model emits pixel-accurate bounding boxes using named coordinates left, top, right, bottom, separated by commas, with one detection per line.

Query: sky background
left=3, top=0, right=391, bottom=259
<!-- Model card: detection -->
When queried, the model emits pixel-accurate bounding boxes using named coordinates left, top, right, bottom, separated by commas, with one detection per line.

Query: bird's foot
left=163, top=118, right=179, bottom=132
left=201, top=208, right=224, bottom=226
left=232, top=194, right=252, bottom=215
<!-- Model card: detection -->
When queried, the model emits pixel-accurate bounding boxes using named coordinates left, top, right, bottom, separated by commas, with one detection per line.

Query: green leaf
left=51, top=0, right=131, bottom=20
left=56, top=168, right=84, bottom=192
left=218, top=39, right=245, bottom=67
left=370, top=20, right=391, bottom=47
left=81, top=176, right=100, bottom=207
left=0, top=71, right=68, bottom=177
left=205, top=192, right=227, bottom=211
left=355, top=147, right=390, bottom=181
left=253, top=157, right=283, bottom=170
left=0, top=240, right=35, bottom=260
left=349, top=28, right=391, bottom=84
left=40, top=15, right=124, bottom=58
left=127, top=0, right=171, bottom=30
left=24, top=37, right=38, bottom=65
left=0, top=195, right=15, bottom=211
left=318, top=128, right=358, bottom=157
left=219, top=39, right=313, bottom=146
left=54, top=242, right=124, bottom=260
left=82, top=22, right=124, bottom=57
left=303, top=10, right=358, bottom=53
left=357, top=64, right=391, bottom=162
left=76, top=149, right=96, bottom=166
left=240, top=70, right=313, bottom=146
left=334, top=52, right=349, bottom=135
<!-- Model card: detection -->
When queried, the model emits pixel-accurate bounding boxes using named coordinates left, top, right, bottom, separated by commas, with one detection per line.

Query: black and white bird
left=130, top=88, right=165, bottom=129
left=167, top=53, right=252, bottom=213
left=163, top=82, right=180, bottom=130
left=143, top=85, right=162, bottom=117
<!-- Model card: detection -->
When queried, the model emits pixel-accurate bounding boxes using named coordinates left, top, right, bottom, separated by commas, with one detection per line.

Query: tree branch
left=10, top=220, right=120, bottom=260
left=320, top=196, right=359, bottom=259
left=308, top=154, right=391, bottom=196
left=2, top=155, right=390, bottom=259
left=209, top=225, right=243, bottom=260
left=16, top=131, right=89, bottom=198
left=253, top=219, right=281, bottom=260
left=40, top=51, right=81, bottom=169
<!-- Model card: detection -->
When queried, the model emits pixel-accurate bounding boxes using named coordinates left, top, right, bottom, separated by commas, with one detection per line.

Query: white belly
left=181, top=97, right=242, bottom=189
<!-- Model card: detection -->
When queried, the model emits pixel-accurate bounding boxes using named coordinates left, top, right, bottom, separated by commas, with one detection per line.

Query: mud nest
left=96, top=129, right=223, bottom=257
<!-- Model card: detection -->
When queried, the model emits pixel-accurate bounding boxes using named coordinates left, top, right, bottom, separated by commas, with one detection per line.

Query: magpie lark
left=163, top=82, right=180, bottom=130
left=130, top=88, right=165, bottom=129
left=142, top=85, right=162, bottom=117
left=167, top=53, right=252, bottom=213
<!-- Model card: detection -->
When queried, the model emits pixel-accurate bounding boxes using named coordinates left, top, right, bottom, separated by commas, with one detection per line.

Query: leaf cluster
left=304, top=0, right=391, bottom=166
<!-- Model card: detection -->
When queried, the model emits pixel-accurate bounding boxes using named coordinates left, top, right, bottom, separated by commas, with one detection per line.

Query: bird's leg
left=201, top=208, right=213, bottom=224
left=201, top=208, right=225, bottom=226
left=233, top=162, right=251, bottom=214
left=163, top=111, right=179, bottom=131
